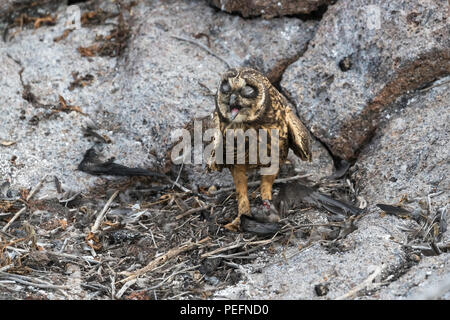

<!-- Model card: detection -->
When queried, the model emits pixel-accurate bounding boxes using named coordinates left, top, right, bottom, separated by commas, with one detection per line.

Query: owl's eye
left=220, top=81, right=231, bottom=94
left=241, top=85, right=257, bottom=98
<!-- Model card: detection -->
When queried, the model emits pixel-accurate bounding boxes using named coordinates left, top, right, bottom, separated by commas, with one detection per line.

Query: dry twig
left=335, top=265, right=384, bottom=300
left=201, top=237, right=276, bottom=259
left=26, top=175, right=48, bottom=201
left=2, top=175, right=47, bottom=232
left=91, top=190, right=119, bottom=234
left=171, top=35, right=231, bottom=68
left=1, top=207, right=26, bottom=232
left=175, top=205, right=210, bottom=220
left=119, top=237, right=210, bottom=283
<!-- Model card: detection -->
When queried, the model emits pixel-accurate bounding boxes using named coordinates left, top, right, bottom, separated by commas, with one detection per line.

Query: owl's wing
left=286, top=107, right=312, bottom=162
left=205, top=112, right=223, bottom=172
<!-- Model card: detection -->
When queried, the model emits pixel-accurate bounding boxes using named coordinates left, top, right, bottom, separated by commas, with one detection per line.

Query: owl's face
left=216, top=68, right=270, bottom=123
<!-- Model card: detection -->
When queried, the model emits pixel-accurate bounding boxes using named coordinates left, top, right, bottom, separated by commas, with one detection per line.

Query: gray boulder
left=352, top=79, right=449, bottom=210
left=282, top=0, right=450, bottom=160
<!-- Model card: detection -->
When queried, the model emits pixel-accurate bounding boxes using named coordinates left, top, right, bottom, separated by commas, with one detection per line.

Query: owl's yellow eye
left=220, top=81, right=231, bottom=94
left=241, top=85, right=257, bottom=98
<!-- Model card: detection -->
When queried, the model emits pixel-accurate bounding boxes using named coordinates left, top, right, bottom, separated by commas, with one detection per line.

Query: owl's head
left=215, top=67, right=270, bottom=123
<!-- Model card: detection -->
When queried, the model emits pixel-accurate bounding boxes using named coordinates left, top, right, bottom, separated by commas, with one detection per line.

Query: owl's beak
left=229, top=93, right=237, bottom=106
left=230, top=107, right=240, bottom=120
left=229, top=93, right=240, bottom=120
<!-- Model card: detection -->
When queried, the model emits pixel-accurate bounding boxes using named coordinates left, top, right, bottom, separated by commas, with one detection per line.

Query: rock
left=351, top=78, right=449, bottom=255
left=0, top=2, right=120, bottom=198
left=0, top=0, right=317, bottom=196
left=208, top=0, right=332, bottom=18
left=285, top=138, right=334, bottom=180
left=281, top=0, right=450, bottom=160
left=377, top=254, right=450, bottom=299
left=352, top=78, right=449, bottom=211
left=314, top=283, right=329, bottom=296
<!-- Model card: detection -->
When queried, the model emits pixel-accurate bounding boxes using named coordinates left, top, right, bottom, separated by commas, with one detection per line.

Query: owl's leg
left=251, top=170, right=281, bottom=223
left=260, top=171, right=278, bottom=201
left=225, top=165, right=250, bottom=232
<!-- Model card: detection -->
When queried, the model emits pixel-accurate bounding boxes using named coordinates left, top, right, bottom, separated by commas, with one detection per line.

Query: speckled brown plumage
left=207, top=67, right=312, bottom=231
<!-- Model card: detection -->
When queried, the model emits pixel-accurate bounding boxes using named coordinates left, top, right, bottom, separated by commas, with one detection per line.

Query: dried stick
left=26, top=175, right=48, bottom=201
left=200, top=242, right=244, bottom=259
left=115, top=279, right=136, bottom=299
left=247, top=236, right=279, bottom=246
left=171, top=35, right=231, bottom=68
left=2, top=175, right=47, bottom=232
left=91, top=190, right=119, bottom=234
left=0, top=272, right=68, bottom=290
left=208, top=246, right=261, bottom=259
left=44, top=251, right=101, bottom=264
left=200, top=236, right=276, bottom=259
left=175, top=205, right=210, bottom=220
left=1, top=207, right=26, bottom=232
left=1, top=277, right=68, bottom=290
left=0, top=264, right=13, bottom=272
left=119, top=237, right=210, bottom=283
left=148, top=228, right=158, bottom=248
left=172, top=162, right=184, bottom=189
left=59, top=191, right=82, bottom=204
left=145, top=264, right=200, bottom=291
left=168, top=177, right=192, bottom=193
left=418, top=79, right=450, bottom=92
left=335, top=265, right=384, bottom=300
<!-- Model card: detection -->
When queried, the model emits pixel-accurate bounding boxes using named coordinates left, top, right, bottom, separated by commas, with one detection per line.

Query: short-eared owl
left=207, top=67, right=312, bottom=231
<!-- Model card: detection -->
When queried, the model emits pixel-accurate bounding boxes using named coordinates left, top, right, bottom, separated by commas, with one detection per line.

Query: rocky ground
left=0, top=0, right=448, bottom=300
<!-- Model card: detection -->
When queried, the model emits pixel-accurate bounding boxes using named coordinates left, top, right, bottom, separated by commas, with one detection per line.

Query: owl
left=207, top=67, right=312, bottom=231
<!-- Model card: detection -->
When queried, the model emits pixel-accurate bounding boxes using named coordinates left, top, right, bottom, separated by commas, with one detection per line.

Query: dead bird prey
left=78, top=148, right=168, bottom=179
left=242, top=181, right=363, bottom=236
left=274, top=182, right=363, bottom=219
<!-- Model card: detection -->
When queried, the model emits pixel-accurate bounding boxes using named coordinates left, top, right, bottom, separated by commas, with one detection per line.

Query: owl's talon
left=224, top=218, right=241, bottom=232
left=224, top=210, right=251, bottom=232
